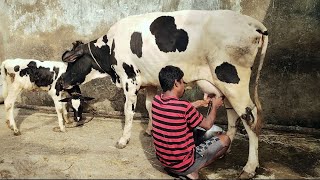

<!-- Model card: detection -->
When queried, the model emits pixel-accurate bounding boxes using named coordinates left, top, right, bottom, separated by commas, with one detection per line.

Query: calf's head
left=60, top=93, right=95, bottom=122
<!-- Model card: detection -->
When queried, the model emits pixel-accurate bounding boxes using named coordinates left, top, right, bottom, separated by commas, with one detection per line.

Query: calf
left=0, top=58, right=92, bottom=135
left=60, top=10, right=268, bottom=178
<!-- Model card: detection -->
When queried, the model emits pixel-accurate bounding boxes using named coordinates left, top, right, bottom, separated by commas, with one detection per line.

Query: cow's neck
left=88, top=41, right=118, bottom=83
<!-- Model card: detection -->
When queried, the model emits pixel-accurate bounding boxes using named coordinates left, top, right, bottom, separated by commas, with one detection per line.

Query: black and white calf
left=0, top=58, right=92, bottom=135
left=60, top=10, right=268, bottom=178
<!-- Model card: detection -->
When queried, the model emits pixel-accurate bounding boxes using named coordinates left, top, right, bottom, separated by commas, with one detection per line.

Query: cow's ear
left=81, top=96, right=95, bottom=102
left=62, top=47, right=84, bottom=63
left=59, top=97, right=71, bottom=102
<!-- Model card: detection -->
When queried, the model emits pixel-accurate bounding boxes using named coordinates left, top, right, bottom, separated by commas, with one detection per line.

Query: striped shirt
left=151, top=94, right=204, bottom=172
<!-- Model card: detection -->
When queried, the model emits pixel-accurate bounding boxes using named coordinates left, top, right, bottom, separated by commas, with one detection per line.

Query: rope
left=88, top=43, right=107, bottom=74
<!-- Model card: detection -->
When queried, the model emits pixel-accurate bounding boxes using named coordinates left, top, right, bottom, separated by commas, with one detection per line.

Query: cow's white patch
left=83, top=69, right=107, bottom=84
left=94, top=37, right=106, bottom=48
left=71, top=99, right=81, bottom=111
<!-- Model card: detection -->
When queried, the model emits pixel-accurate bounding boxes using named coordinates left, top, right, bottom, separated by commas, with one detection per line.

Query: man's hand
left=192, top=98, right=211, bottom=108
left=211, top=96, right=224, bottom=109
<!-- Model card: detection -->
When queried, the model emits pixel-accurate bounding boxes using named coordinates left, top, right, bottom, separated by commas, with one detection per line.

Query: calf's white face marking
left=71, top=99, right=81, bottom=121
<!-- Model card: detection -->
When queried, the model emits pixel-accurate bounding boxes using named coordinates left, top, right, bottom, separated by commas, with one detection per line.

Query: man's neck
left=162, top=91, right=178, bottom=99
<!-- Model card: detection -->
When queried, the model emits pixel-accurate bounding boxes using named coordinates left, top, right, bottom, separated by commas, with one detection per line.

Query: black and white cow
left=60, top=10, right=268, bottom=178
left=0, top=58, right=93, bottom=135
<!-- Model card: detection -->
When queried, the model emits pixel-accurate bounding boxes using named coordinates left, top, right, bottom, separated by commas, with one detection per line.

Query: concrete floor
left=0, top=104, right=320, bottom=179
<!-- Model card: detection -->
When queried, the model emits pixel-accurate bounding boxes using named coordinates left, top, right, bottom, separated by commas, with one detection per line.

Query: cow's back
left=106, top=10, right=266, bottom=86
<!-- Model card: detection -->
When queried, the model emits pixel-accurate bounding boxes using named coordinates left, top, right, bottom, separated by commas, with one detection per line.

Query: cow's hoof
left=116, top=142, right=126, bottom=149
left=116, top=138, right=130, bottom=149
left=145, top=129, right=152, bottom=136
left=13, top=131, right=21, bottom=136
left=6, top=120, right=12, bottom=130
left=52, top=127, right=65, bottom=132
left=65, top=119, right=74, bottom=124
left=238, top=170, right=255, bottom=179
left=144, top=131, right=152, bottom=137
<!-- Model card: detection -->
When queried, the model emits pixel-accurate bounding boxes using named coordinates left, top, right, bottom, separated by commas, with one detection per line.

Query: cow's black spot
left=132, top=104, right=135, bottom=111
left=115, top=72, right=120, bottom=84
left=150, top=16, right=188, bottom=53
left=108, top=40, right=119, bottom=84
left=256, top=29, right=268, bottom=35
left=53, top=67, right=59, bottom=80
left=14, top=65, right=20, bottom=72
left=110, top=40, right=117, bottom=66
left=125, top=82, right=129, bottom=92
left=19, top=61, right=54, bottom=87
left=135, top=90, right=138, bottom=95
left=102, top=35, right=108, bottom=44
left=215, top=62, right=240, bottom=84
left=130, top=32, right=143, bottom=58
left=123, top=63, right=136, bottom=79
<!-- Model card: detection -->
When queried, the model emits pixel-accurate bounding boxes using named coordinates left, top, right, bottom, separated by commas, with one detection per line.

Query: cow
left=60, top=10, right=268, bottom=178
left=0, top=59, right=94, bottom=135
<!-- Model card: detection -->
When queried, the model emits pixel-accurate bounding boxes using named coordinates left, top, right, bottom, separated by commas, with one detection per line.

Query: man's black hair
left=158, top=65, right=184, bottom=92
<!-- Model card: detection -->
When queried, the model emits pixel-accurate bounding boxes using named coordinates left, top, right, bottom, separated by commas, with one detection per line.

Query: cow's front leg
left=116, top=79, right=140, bottom=149
left=51, top=94, right=66, bottom=132
left=145, top=86, right=157, bottom=136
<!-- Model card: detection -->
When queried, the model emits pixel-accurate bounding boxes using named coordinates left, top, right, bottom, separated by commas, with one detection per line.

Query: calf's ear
left=59, top=97, right=71, bottom=102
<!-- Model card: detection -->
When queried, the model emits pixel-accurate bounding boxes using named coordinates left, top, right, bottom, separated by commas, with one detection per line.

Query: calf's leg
left=4, top=85, right=21, bottom=135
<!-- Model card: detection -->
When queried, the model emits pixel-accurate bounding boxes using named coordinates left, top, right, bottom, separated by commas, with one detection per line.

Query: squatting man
left=151, top=65, right=231, bottom=179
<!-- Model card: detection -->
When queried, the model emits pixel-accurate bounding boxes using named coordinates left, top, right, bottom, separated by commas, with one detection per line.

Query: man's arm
left=198, top=97, right=223, bottom=130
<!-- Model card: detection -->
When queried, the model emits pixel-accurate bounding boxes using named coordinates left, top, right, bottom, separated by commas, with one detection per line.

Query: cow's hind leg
left=239, top=113, right=259, bottom=179
left=145, top=86, right=157, bottom=136
left=116, top=79, right=140, bottom=149
left=224, top=98, right=239, bottom=153
left=4, top=85, right=21, bottom=135
left=223, top=89, right=260, bottom=179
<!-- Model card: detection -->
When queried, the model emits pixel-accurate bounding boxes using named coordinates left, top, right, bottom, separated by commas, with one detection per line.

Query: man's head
left=159, top=65, right=186, bottom=97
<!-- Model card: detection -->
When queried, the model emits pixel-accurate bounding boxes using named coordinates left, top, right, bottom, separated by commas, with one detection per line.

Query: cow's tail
left=1, top=61, right=8, bottom=99
left=253, top=27, right=268, bottom=135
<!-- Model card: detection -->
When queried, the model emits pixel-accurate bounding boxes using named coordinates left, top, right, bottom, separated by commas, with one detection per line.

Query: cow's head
left=61, top=37, right=118, bottom=89
left=60, top=41, right=93, bottom=89
left=60, top=93, right=95, bottom=122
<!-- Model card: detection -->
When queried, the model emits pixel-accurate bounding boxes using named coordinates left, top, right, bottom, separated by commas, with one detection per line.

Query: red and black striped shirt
left=151, top=94, right=203, bottom=172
